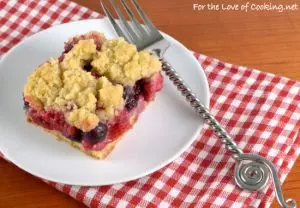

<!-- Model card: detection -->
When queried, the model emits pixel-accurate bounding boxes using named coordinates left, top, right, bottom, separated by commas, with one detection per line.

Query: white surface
left=0, top=19, right=209, bottom=186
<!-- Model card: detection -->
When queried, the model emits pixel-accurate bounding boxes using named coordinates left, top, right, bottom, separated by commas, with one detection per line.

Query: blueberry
left=63, top=126, right=83, bottom=142
left=123, top=86, right=137, bottom=110
left=124, top=80, right=145, bottom=111
left=125, top=98, right=138, bottom=111
left=23, top=100, right=29, bottom=110
left=70, top=130, right=83, bottom=142
left=123, top=86, right=134, bottom=100
left=83, top=123, right=108, bottom=145
left=83, top=61, right=93, bottom=72
left=134, top=80, right=144, bottom=96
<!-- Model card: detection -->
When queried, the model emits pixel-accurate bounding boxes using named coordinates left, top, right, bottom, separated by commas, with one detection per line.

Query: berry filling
left=143, top=72, right=164, bottom=101
left=24, top=72, right=163, bottom=151
left=27, top=108, right=83, bottom=141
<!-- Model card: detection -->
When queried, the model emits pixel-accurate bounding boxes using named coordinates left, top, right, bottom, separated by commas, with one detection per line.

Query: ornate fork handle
left=161, top=60, right=243, bottom=159
left=161, top=59, right=297, bottom=208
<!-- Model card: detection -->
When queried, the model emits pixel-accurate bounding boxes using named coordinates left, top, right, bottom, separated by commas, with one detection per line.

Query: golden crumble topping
left=61, top=39, right=97, bottom=71
left=24, top=58, right=62, bottom=109
left=23, top=33, right=161, bottom=132
left=92, top=38, right=162, bottom=85
left=65, top=31, right=106, bottom=49
left=97, top=77, right=124, bottom=120
left=66, top=108, right=99, bottom=132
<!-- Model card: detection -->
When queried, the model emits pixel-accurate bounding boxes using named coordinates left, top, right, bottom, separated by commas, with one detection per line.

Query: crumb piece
left=66, top=108, right=99, bottom=132
left=92, top=38, right=161, bottom=85
left=97, top=77, right=124, bottom=120
left=61, top=39, right=97, bottom=71
left=24, top=58, right=62, bottom=109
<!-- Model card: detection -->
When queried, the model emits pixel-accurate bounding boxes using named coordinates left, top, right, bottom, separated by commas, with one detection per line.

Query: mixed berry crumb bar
left=23, top=31, right=163, bottom=159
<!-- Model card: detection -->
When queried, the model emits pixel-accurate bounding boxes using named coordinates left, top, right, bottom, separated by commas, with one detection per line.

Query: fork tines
left=100, top=0, right=162, bottom=46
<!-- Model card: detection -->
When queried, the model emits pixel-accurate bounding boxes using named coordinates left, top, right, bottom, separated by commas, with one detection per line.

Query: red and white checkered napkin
left=1, top=0, right=300, bottom=207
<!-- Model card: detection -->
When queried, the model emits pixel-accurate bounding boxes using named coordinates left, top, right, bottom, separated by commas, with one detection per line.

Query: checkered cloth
left=1, top=0, right=300, bottom=207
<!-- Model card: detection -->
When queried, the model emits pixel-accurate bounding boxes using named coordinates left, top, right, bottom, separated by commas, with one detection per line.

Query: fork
left=100, top=1, right=296, bottom=207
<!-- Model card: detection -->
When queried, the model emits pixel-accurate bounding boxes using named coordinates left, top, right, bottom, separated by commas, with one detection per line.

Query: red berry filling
left=143, top=72, right=164, bottom=101
left=24, top=72, right=163, bottom=151
left=27, top=108, right=82, bottom=141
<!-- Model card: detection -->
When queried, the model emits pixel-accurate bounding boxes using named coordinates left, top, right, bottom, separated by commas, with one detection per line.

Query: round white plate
left=0, top=19, right=209, bottom=186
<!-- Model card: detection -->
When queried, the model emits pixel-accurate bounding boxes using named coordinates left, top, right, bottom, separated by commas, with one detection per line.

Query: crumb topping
left=92, top=38, right=162, bottom=85
left=66, top=108, right=99, bottom=132
left=64, top=31, right=106, bottom=51
left=61, top=39, right=97, bottom=71
left=24, top=33, right=161, bottom=131
left=97, top=77, right=124, bottom=120
left=24, top=58, right=62, bottom=109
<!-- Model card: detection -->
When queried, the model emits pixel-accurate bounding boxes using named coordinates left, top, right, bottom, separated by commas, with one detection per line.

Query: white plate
left=0, top=19, right=209, bottom=186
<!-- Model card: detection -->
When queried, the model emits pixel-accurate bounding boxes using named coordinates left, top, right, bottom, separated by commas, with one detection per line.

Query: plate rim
left=0, top=18, right=210, bottom=186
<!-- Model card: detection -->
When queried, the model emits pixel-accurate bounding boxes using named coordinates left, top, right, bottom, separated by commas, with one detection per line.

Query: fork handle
left=161, top=59, right=243, bottom=158
left=160, top=59, right=296, bottom=208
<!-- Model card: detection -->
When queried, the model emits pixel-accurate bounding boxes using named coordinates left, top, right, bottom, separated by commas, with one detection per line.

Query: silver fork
left=100, top=1, right=296, bottom=207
